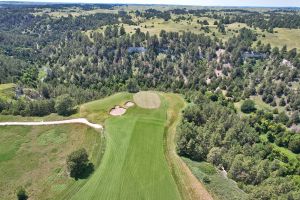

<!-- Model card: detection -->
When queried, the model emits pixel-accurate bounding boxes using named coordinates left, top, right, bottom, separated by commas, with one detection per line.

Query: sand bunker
left=109, top=106, right=126, bottom=116
left=109, top=101, right=135, bottom=116
left=124, top=101, right=135, bottom=108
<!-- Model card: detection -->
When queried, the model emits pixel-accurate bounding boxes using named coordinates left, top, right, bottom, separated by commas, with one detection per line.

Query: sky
left=1, top=0, right=300, bottom=7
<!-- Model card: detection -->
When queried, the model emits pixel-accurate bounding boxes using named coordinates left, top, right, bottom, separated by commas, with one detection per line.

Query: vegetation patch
left=0, top=125, right=102, bottom=200
left=182, top=157, right=247, bottom=200
left=0, top=83, right=16, bottom=101
left=37, top=128, right=67, bottom=146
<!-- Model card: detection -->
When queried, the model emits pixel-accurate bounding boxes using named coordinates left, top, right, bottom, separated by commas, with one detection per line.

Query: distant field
left=257, top=28, right=300, bottom=50
left=0, top=124, right=102, bottom=200
left=86, top=13, right=300, bottom=50
left=33, top=7, right=118, bottom=17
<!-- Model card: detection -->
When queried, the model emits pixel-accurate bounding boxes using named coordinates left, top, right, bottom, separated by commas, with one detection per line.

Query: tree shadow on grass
left=72, top=163, right=94, bottom=180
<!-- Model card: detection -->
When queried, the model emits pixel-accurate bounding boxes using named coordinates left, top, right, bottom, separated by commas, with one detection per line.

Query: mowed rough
left=133, top=91, right=161, bottom=109
left=71, top=93, right=181, bottom=200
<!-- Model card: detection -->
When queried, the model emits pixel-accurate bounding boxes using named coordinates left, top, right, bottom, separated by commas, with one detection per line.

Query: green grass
left=0, top=92, right=203, bottom=200
left=71, top=92, right=181, bottom=200
left=0, top=124, right=102, bottom=200
left=182, top=157, right=248, bottom=200
left=86, top=13, right=300, bottom=50
left=78, top=92, right=133, bottom=123
left=234, top=95, right=285, bottom=116
left=257, top=28, right=300, bottom=50
left=0, top=83, right=16, bottom=101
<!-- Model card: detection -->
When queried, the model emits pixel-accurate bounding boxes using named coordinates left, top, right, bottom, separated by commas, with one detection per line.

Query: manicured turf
left=71, top=92, right=181, bottom=200
left=0, top=92, right=192, bottom=200
left=0, top=124, right=102, bottom=200
left=133, top=91, right=161, bottom=109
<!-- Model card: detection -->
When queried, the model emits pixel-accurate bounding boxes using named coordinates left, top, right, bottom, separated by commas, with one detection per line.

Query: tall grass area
left=0, top=124, right=102, bottom=200
left=0, top=83, right=16, bottom=101
left=182, top=157, right=248, bottom=200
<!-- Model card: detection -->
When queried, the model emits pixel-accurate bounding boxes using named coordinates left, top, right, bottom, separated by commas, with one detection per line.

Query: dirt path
left=164, top=93, right=214, bottom=200
left=0, top=118, right=103, bottom=129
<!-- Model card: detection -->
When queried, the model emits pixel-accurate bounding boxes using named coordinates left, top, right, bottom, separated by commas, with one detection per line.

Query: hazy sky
left=2, top=0, right=300, bottom=7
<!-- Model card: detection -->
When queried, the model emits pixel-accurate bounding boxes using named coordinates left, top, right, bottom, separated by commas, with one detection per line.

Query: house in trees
left=242, top=51, right=267, bottom=59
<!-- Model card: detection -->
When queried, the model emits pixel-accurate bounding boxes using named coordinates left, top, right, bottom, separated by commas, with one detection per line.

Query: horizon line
left=0, top=1, right=299, bottom=8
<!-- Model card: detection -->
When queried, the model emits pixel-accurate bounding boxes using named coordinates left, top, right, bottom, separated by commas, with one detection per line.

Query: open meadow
left=0, top=124, right=102, bottom=200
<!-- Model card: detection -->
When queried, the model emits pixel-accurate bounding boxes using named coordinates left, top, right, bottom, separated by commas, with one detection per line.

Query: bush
left=288, top=134, right=300, bottom=153
left=202, top=176, right=211, bottom=184
left=67, top=148, right=94, bottom=179
left=126, top=78, right=139, bottom=93
left=276, top=112, right=289, bottom=125
left=55, top=94, right=75, bottom=116
left=17, top=188, right=28, bottom=200
left=241, top=99, right=256, bottom=113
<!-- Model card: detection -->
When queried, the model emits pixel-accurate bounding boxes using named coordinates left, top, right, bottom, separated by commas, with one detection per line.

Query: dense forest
left=177, top=92, right=300, bottom=199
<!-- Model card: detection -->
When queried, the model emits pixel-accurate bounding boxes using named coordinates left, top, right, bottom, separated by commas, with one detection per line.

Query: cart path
left=0, top=118, right=103, bottom=129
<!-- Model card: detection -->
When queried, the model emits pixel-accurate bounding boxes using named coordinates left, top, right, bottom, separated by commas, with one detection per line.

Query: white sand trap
left=124, top=101, right=135, bottom=108
left=110, top=106, right=126, bottom=116
left=133, top=91, right=161, bottom=109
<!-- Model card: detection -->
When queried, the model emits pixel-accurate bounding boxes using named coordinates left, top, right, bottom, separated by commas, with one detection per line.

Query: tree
left=17, top=187, right=28, bottom=200
left=55, top=94, right=75, bottom=116
left=276, top=112, right=289, bottom=125
left=288, top=134, right=300, bottom=153
left=0, top=98, right=6, bottom=113
left=67, top=148, right=93, bottom=179
left=120, top=25, right=126, bottom=35
left=126, top=78, right=139, bottom=93
left=241, top=99, right=256, bottom=113
left=207, top=147, right=223, bottom=166
left=290, top=111, right=300, bottom=124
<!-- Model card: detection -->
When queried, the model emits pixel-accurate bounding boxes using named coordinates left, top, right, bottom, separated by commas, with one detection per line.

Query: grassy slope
left=86, top=12, right=300, bottom=50
left=0, top=124, right=102, bottom=200
left=164, top=93, right=213, bottom=200
left=71, top=92, right=181, bottom=200
left=0, top=83, right=16, bottom=101
left=182, top=158, right=248, bottom=200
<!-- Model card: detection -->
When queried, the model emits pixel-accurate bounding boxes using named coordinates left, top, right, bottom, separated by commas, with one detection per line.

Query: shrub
left=241, top=99, right=256, bottom=113
left=17, top=188, right=28, bottom=200
left=55, top=94, right=75, bottom=116
left=202, top=176, right=211, bottom=184
left=67, top=148, right=94, bottom=179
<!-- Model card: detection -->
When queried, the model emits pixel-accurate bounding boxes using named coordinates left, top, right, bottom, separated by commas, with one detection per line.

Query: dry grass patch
left=133, top=91, right=161, bottom=109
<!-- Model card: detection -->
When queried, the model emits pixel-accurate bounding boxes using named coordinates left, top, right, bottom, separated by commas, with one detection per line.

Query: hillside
left=0, top=3, right=299, bottom=200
